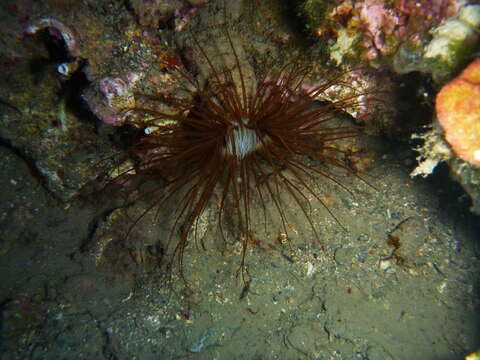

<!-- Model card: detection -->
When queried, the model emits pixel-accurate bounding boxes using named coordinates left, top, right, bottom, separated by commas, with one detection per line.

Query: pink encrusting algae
left=329, top=0, right=464, bottom=60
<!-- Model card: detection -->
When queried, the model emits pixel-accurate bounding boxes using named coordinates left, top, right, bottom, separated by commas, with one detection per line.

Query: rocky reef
left=412, top=58, right=480, bottom=213
left=300, top=0, right=480, bottom=214
left=0, top=0, right=211, bottom=200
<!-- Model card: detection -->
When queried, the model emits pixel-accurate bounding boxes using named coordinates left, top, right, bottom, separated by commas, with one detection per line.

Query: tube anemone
left=114, top=21, right=372, bottom=280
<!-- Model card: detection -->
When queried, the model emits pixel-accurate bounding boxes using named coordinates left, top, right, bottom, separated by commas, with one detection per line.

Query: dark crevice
left=278, top=0, right=324, bottom=46
left=58, top=70, right=97, bottom=125
left=426, top=163, right=477, bottom=217
left=29, top=30, right=71, bottom=64
left=394, top=71, right=436, bottom=134
left=122, top=0, right=136, bottom=22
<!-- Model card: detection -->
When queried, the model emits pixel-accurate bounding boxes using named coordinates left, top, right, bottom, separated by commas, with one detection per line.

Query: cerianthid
left=109, top=0, right=376, bottom=283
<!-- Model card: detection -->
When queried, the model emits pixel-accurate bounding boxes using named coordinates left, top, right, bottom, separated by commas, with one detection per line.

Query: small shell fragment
left=379, top=259, right=392, bottom=271
left=437, top=280, right=448, bottom=293
left=306, top=261, right=314, bottom=277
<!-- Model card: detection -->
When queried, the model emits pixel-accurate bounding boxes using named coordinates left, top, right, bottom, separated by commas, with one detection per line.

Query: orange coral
left=436, top=59, right=480, bottom=166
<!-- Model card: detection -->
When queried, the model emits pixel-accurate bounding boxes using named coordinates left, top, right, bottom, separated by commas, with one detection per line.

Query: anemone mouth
left=224, top=118, right=262, bottom=159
